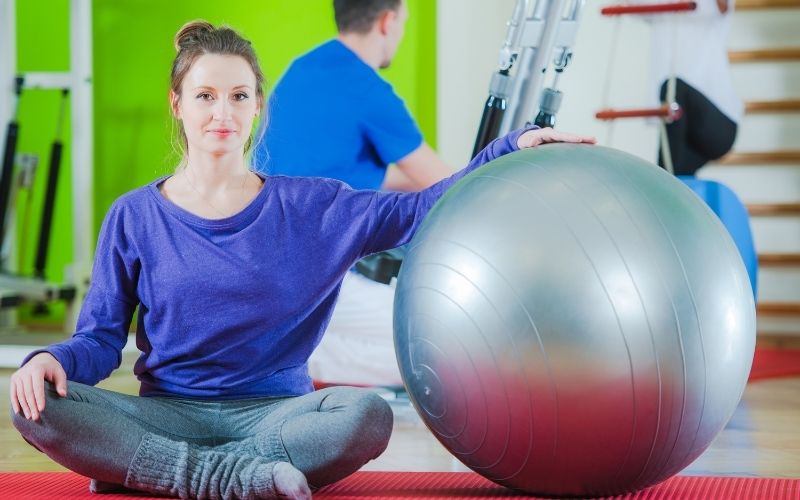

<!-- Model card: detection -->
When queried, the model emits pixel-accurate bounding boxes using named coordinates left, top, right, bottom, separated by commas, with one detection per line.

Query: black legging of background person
left=658, top=78, right=737, bottom=176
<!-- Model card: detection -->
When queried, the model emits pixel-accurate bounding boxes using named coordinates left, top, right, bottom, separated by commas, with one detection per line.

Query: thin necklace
left=182, top=167, right=250, bottom=218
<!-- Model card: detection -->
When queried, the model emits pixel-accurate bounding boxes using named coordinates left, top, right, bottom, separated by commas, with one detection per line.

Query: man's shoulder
left=292, top=40, right=352, bottom=68
left=287, top=40, right=389, bottom=90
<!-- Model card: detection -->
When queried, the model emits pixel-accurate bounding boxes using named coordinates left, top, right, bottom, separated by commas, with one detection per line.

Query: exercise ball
left=393, top=144, right=755, bottom=497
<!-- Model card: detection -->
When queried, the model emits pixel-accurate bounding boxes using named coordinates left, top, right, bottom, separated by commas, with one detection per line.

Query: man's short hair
left=334, top=0, right=402, bottom=34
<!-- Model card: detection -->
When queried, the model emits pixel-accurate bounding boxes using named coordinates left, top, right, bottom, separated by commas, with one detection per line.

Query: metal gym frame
left=473, top=0, right=586, bottom=155
left=0, top=0, right=94, bottom=331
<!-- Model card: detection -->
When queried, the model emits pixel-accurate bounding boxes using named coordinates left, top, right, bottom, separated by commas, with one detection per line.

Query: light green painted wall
left=14, top=0, right=436, bottom=321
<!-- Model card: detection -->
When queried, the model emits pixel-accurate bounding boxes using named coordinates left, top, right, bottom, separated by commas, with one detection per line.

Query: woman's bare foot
left=272, top=461, right=311, bottom=499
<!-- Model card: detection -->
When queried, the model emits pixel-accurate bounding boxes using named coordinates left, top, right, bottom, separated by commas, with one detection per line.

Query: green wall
left=15, top=0, right=436, bottom=322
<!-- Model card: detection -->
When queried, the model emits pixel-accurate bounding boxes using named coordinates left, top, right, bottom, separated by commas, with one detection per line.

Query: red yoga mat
left=1, top=471, right=798, bottom=499
left=748, top=347, right=800, bottom=382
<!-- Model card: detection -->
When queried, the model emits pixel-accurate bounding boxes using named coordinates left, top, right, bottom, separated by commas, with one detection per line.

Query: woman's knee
left=10, top=405, right=30, bottom=434
left=320, top=387, right=393, bottom=445
left=10, top=406, right=48, bottom=452
left=348, top=390, right=393, bottom=453
left=9, top=382, right=72, bottom=451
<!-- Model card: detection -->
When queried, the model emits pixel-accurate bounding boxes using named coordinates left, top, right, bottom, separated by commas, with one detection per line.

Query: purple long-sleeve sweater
left=33, top=129, right=528, bottom=399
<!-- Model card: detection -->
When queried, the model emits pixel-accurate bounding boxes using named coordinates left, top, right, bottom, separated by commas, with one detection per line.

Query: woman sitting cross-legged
left=9, top=20, right=595, bottom=500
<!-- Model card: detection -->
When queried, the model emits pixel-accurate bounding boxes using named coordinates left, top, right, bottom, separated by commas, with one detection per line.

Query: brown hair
left=170, top=20, right=266, bottom=160
left=334, top=0, right=402, bottom=34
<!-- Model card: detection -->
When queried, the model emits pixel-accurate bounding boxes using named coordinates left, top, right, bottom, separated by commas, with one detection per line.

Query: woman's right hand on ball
left=10, top=352, right=67, bottom=421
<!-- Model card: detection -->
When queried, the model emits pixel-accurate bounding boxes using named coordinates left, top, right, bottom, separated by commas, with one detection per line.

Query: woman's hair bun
left=174, top=20, right=215, bottom=51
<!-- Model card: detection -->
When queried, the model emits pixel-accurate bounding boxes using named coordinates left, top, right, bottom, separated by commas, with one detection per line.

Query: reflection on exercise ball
left=394, top=144, right=755, bottom=496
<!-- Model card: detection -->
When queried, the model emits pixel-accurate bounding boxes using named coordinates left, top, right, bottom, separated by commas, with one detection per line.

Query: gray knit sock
left=207, top=425, right=290, bottom=464
left=124, top=432, right=291, bottom=499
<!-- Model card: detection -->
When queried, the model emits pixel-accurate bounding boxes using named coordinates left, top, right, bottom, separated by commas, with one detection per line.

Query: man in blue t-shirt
left=255, top=0, right=455, bottom=387
left=254, top=0, right=452, bottom=191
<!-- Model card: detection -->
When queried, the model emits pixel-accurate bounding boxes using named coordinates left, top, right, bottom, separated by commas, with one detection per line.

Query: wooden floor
left=1, top=351, right=799, bottom=478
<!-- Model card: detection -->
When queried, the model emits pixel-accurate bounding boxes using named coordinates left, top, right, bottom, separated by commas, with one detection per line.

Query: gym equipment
left=0, top=76, right=23, bottom=255
left=394, top=144, right=756, bottom=496
left=35, top=89, right=69, bottom=282
left=0, top=79, right=76, bottom=313
left=679, top=176, right=757, bottom=297
left=601, top=1, right=698, bottom=16
left=3, top=471, right=800, bottom=499
left=363, top=0, right=587, bottom=288
left=27, top=89, right=71, bottom=315
left=0, top=0, right=93, bottom=330
left=595, top=1, right=698, bottom=174
left=473, top=0, right=585, bottom=155
left=592, top=1, right=757, bottom=299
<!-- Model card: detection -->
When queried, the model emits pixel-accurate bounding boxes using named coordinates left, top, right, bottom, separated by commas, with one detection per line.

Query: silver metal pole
left=497, top=0, right=531, bottom=71
left=0, top=0, right=17, bottom=330
left=0, top=0, right=16, bottom=166
left=499, top=0, right=553, bottom=135
left=66, top=0, right=94, bottom=330
left=510, top=0, right=568, bottom=131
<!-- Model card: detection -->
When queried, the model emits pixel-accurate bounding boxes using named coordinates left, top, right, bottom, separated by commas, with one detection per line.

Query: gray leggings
left=11, top=382, right=393, bottom=498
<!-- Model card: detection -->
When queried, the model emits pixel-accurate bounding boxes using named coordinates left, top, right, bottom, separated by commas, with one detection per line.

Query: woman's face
left=172, top=53, right=260, bottom=158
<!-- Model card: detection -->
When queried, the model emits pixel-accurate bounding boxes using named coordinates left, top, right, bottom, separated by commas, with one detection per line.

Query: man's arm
left=382, top=165, right=417, bottom=192
left=382, top=142, right=454, bottom=191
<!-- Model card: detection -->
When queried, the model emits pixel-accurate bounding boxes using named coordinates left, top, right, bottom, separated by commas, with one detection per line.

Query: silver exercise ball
left=393, top=144, right=755, bottom=497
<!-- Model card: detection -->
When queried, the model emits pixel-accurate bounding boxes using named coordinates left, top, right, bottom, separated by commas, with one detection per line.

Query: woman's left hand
left=517, top=127, right=597, bottom=149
